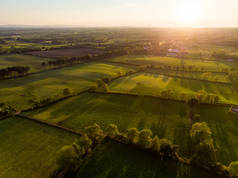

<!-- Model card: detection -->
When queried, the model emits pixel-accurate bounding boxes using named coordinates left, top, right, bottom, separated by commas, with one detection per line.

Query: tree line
left=0, top=66, right=30, bottom=79
left=54, top=122, right=238, bottom=178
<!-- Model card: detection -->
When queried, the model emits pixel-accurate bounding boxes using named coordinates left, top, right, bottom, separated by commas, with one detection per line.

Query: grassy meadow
left=25, top=92, right=192, bottom=157
left=76, top=139, right=220, bottom=178
left=0, top=117, right=79, bottom=178
left=109, top=55, right=234, bottom=72
left=0, top=54, right=53, bottom=72
left=0, top=62, right=134, bottom=110
left=108, top=72, right=238, bottom=104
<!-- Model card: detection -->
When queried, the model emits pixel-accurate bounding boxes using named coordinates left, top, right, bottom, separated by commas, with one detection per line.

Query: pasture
left=0, top=117, right=79, bottom=178
left=108, top=72, right=238, bottom=104
left=109, top=55, right=234, bottom=72
left=146, top=68, right=230, bottom=83
left=76, top=139, right=220, bottom=178
left=25, top=92, right=191, bottom=157
left=0, top=54, right=53, bottom=72
left=0, top=62, right=133, bottom=110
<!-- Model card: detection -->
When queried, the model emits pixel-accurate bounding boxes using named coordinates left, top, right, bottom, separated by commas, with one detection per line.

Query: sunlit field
left=108, top=72, right=238, bottom=104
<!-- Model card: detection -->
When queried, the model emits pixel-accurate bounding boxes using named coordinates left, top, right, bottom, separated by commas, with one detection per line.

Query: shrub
left=63, top=88, right=70, bottom=96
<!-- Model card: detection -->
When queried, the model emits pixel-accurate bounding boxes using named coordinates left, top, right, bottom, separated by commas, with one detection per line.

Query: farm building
left=230, top=106, right=238, bottom=114
left=167, top=49, right=180, bottom=57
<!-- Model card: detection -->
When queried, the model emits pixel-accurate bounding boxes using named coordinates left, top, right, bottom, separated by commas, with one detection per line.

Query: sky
left=0, top=0, right=238, bottom=27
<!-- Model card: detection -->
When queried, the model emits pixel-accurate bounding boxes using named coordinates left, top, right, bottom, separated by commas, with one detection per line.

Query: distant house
left=230, top=106, right=238, bottom=114
left=167, top=49, right=180, bottom=57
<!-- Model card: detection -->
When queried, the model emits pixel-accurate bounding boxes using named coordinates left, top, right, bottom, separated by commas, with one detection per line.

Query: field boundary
left=89, top=90, right=233, bottom=107
left=15, top=114, right=82, bottom=136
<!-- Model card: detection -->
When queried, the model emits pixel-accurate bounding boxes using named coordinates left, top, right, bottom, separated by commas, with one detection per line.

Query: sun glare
left=177, top=0, right=203, bottom=24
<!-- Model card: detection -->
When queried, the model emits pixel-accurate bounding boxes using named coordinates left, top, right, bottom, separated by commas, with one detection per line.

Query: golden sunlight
left=177, top=0, right=203, bottom=24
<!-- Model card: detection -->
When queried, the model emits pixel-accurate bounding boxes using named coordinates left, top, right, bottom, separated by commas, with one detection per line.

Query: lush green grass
left=197, top=105, right=238, bottom=165
left=146, top=68, right=230, bottom=83
left=76, top=139, right=219, bottom=178
left=0, top=62, right=133, bottom=110
left=25, top=92, right=191, bottom=157
left=0, top=117, right=79, bottom=178
left=108, top=72, right=238, bottom=104
left=0, top=54, right=53, bottom=72
left=109, top=55, right=232, bottom=72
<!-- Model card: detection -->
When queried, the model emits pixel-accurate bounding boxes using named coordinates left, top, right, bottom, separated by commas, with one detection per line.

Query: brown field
left=26, top=48, right=104, bottom=58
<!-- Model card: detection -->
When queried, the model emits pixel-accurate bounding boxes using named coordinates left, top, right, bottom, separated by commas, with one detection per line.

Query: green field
left=0, top=62, right=133, bottom=110
left=76, top=139, right=220, bottom=178
left=25, top=92, right=238, bottom=165
left=197, top=105, right=238, bottom=165
left=25, top=92, right=191, bottom=157
left=109, top=55, right=233, bottom=72
left=0, top=117, right=79, bottom=178
left=0, top=54, right=53, bottom=72
left=146, top=68, right=230, bottom=83
left=108, top=72, right=238, bottom=104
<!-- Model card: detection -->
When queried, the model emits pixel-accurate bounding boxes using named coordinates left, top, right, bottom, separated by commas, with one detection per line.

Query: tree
left=229, top=161, right=238, bottom=177
left=97, top=80, right=109, bottom=93
left=126, top=128, right=139, bottom=144
left=137, top=129, right=152, bottom=149
left=106, top=124, right=120, bottom=138
left=159, top=139, right=175, bottom=157
left=85, top=123, right=104, bottom=143
left=56, top=145, right=79, bottom=171
left=63, top=88, right=70, bottom=96
left=76, top=134, right=92, bottom=155
left=151, top=136, right=160, bottom=153
left=190, top=122, right=212, bottom=145
left=190, top=122, right=216, bottom=165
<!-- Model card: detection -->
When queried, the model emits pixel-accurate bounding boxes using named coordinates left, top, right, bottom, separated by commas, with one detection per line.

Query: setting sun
left=177, top=0, right=203, bottom=24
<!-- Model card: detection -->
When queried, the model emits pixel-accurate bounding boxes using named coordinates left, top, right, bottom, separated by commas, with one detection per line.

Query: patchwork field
left=109, top=55, right=234, bottom=72
left=27, top=47, right=104, bottom=58
left=108, top=72, right=238, bottom=104
left=77, top=139, right=220, bottom=178
left=0, top=62, right=133, bottom=110
left=25, top=92, right=191, bottom=156
left=0, top=117, right=79, bottom=178
left=25, top=92, right=238, bottom=165
left=0, top=54, right=53, bottom=72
